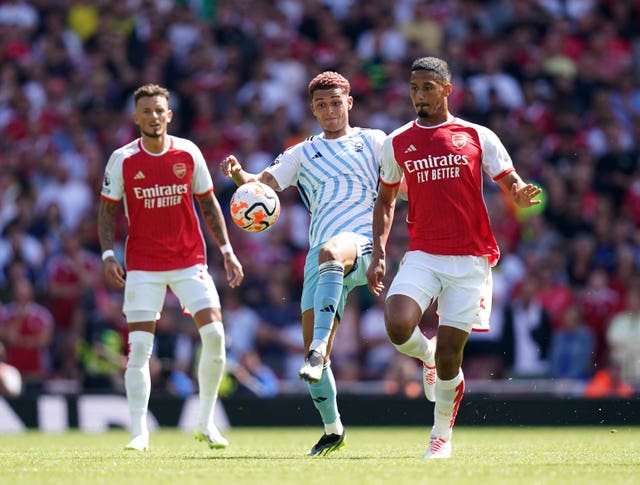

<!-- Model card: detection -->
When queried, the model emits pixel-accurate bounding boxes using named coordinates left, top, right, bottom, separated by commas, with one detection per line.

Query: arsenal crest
left=451, top=133, right=467, bottom=149
left=173, top=163, right=186, bottom=178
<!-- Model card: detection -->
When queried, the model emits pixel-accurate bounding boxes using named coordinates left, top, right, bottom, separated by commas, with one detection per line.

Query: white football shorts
left=386, top=251, right=492, bottom=333
left=123, top=264, right=220, bottom=323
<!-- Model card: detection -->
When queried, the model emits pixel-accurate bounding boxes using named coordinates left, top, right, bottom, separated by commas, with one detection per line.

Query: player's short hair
left=411, top=57, right=451, bottom=84
left=307, top=71, right=351, bottom=98
left=133, top=84, right=170, bottom=104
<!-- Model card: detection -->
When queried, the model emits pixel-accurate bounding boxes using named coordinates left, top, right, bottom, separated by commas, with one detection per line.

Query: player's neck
left=417, top=112, right=453, bottom=127
left=323, top=125, right=351, bottom=140
left=141, top=134, right=169, bottom=154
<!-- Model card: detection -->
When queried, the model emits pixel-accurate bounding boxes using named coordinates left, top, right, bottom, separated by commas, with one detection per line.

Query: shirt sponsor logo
left=133, top=184, right=188, bottom=199
left=404, top=154, right=468, bottom=183
left=133, top=183, right=188, bottom=209
left=404, top=154, right=469, bottom=173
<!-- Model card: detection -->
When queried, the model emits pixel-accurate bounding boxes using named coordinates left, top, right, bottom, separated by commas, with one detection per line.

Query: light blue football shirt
left=267, top=127, right=386, bottom=249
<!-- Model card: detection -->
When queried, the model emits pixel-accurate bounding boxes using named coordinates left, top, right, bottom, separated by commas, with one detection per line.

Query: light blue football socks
left=308, top=362, right=342, bottom=433
left=312, top=260, right=344, bottom=346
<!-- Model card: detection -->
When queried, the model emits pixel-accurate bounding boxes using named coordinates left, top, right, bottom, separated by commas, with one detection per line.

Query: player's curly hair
left=411, top=57, right=451, bottom=84
left=133, top=84, right=170, bottom=103
left=307, top=71, right=351, bottom=98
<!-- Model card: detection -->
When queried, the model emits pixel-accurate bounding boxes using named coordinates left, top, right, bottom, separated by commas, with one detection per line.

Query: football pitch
left=1, top=426, right=638, bottom=485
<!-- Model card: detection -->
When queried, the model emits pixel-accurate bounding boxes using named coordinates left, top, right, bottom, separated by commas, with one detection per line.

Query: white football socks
left=125, top=331, right=154, bottom=438
left=394, top=326, right=435, bottom=363
left=197, top=321, right=226, bottom=433
left=432, top=370, right=465, bottom=441
left=325, top=419, right=344, bottom=436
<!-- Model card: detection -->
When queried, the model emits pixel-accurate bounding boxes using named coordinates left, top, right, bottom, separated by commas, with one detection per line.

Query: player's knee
left=199, top=321, right=225, bottom=361
left=385, top=316, right=415, bottom=345
left=127, top=331, right=154, bottom=368
left=318, top=243, right=341, bottom=264
left=384, top=298, right=420, bottom=344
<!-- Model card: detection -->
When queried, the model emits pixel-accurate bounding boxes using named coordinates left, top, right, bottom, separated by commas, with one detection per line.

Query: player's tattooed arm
left=98, top=199, right=119, bottom=252
left=259, top=171, right=281, bottom=191
left=98, top=198, right=126, bottom=288
left=198, top=193, right=244, bottom=287
left=198, top=194, right=231, bottom=246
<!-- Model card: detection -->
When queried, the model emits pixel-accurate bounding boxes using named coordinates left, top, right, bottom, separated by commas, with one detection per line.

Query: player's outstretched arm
left=498, top=171, right=542, bottom=208
left=98, top=199, right=125, bottom=289
left=220, top=155, right=280, bottom=191
left=197, top=193, right=244, bottom=288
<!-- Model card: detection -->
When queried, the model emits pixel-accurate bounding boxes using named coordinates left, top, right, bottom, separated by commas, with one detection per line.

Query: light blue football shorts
left=301, top=233, right=372, bottom=320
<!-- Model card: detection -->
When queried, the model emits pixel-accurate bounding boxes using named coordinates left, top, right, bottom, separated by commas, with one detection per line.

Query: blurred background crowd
left=1, top=0, right=640, bottom=400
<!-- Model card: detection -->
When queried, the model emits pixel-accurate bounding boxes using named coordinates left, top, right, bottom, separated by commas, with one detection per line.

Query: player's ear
left=132, top=113, right=139, bottom=126
left=444, top=83, right=453, bottom=97
left=347, top=95, right=353, bottom=110
left=167, top=109, right=173, bottom=123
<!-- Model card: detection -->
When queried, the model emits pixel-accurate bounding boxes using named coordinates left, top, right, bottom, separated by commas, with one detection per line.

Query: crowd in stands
left=1, top=0, right=640, bottom=398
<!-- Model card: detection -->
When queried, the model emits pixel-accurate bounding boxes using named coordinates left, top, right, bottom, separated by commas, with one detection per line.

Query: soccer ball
left=230, top=182, right=281, bottom=232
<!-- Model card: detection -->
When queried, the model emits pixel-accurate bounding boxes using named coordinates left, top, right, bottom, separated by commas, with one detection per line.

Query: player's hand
left=511, top=182, right=542, bottom=208
left=103, top=257, right=125, bottom=289
left=366, top=256, right=386, bottom=296
left=223, top=252, right=244, bottom=288
left=221, top=155, right=242, bottom=179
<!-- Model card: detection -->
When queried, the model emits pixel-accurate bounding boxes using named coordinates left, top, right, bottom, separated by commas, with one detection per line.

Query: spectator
left=606, top=287, right=640, bottom=384
left=577, top=267, right=622, bottom=368
left=0, top=339, right=22, bottom=396
left=255, top=279, right=304, bottom=380
left=549, top=303, right=595, bottom=380
left=42, top=230, right=101, bottom=379
left=78, top=292, right=127, bottom=391
left=152, top=303, right=197, bottom=398
left=0, top=277, right=53, bottom=394
left=502, top=277, right=552, bottom=378
left=359, top=293, right=396, bottom=380
left=226, top=350, right=279, bottom=398
left=0, top=219, right=45, bottom=288
left=466, top=48, right=525, bottom=113
left=36, top=162, right=93, bottom=232
left=221, top=289, right=263, bottom=365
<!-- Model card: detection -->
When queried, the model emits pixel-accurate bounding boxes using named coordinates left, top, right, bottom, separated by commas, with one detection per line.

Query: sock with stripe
left=432, top=370, right=465, bottom=440
left=308, top=362, right=343, bottom=434
left=312, top=260, right=344, bottom=347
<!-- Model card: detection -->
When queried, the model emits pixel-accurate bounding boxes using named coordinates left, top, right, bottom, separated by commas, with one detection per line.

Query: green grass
left=1, top=427, right=639, bottom=485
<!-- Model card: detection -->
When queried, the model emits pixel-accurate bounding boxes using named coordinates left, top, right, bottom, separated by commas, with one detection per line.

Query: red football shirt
left=2, top=302, right=53, bottom=377
left=100, top=136, right=214, bottom=271
left=380, top=117, right=515, bottom=265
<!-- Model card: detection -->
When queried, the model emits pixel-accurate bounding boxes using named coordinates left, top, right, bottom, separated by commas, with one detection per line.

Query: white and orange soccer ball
left=230, top=181, right=281, bottom=232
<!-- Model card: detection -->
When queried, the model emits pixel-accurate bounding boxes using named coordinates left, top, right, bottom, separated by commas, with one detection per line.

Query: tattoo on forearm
left=199, top=196, right=228, bottom=245
left=98, top=201, right=119, bottom=250
left=262, top=172, right=280, bottom=190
